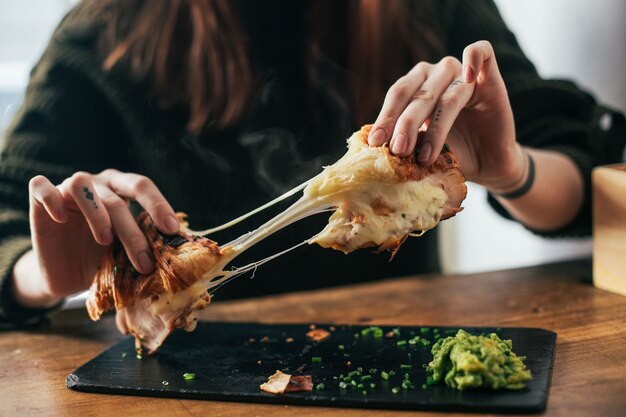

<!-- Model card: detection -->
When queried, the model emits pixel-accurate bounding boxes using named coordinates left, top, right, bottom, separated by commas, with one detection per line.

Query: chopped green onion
left=121, top=352, right=127, bottom=358
left=392, top=387, right=400, bottom=394
left=381, top=371, right=390, bottom=380
left=368, top=368, right=378, bottom=374
left=393, top=327, right=401, bottom=337
left=362, top=390, right=368, bottom=396
left=348, top=371, right=359, bottom=378
left=426, top=376, right=436, bottom=386
left=316, top=383, right=325, bottom=391
left=361, top=326, right=384, bottom=338
left=311, top=356, right=322, bottom=364
left=389, top=370, right=396, bottom=377
left=338, top=344, right=345, bottom=351
left=339, top=381, right=348, bottom=389
left=420, top=327, right=430, bottom=335
left=370, top=383, right=376, bottom=389
left=351, top=380, right=358, bottom=387
left=421, top=384, right=428, bottom=390
left=343, top=353, right=351, bottom=358
left=357, top=383, right=364, bottom=389
left=162, top=380, right=169, bottom=386
left=357, top=367, right=364, bottom=374
left=400, top=364, right=412, bottom=370
left=343, top=377, right=351, bottom=382
left=443, top=143, right=450, bottom=152
left=136, top=353, right=143, bottom=360
left=360, top=375, right=372, bottom=382
left=183, top=373, right=195, bottom=380
left=402, top=380, right=414, bottom=389
left=397, top=340, right=407, bottom=347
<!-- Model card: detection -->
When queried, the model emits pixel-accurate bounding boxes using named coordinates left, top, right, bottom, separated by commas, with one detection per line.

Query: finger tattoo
left=83, top=186, right=98, bottom=209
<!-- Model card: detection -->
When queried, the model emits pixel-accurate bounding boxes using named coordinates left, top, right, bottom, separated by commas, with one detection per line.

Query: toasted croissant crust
left=86, top=212, right=224, bottom=352
left=358, top=124, right=467, bottom=221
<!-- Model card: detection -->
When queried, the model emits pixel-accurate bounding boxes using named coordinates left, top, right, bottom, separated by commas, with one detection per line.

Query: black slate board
left=67, top=322, right=556, bottom=413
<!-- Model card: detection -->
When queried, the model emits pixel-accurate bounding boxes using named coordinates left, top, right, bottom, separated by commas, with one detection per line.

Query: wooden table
left=1, top=259, right=625, bottom=417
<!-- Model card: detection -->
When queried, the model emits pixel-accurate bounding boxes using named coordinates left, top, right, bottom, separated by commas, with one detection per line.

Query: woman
left=1, top=0, right=624, bottom=327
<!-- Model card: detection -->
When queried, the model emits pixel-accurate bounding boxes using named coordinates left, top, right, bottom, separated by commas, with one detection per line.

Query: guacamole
left=426, top=329, right=532, bottom=390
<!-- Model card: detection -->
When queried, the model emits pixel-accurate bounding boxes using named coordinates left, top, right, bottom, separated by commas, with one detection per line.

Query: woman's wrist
left=11, top=250, right=62, bottom=309
left=483, top=144, right=529, bottom=195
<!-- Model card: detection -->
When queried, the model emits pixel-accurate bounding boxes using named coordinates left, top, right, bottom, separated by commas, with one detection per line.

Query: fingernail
left=138, top=251, right=154, bottom=273
left=164, top=215, right=179, bottom=234
left=368, top=128, right=387, bottom=146
left=464, top=65, right=475, bottom=83
left=101, top=227, right=113, bottom=244
left=418, top=142, right=433, bottom=162
left=391, top=133, right=408, bottom=155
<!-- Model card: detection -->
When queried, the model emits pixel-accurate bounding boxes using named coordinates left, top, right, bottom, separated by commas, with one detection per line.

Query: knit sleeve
left=0, top=8, right=131, bottom=326
left=443, top=0, right=626, bottom=237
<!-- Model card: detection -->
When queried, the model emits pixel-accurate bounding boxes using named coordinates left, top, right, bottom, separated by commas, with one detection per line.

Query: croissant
left=86, top=125, right=467, bottom=353
left=86, top=213, right=228, bottom=353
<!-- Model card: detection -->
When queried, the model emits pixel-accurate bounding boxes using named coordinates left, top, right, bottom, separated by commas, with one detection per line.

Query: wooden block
left=593, top=164, right=626, bottom=297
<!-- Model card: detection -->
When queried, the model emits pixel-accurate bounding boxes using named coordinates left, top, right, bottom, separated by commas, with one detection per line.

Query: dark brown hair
left=94, top=0, right=443, bottom=132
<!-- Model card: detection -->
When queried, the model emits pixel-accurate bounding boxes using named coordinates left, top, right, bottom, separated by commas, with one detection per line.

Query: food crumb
left=162, top=381, right=169, bottom=386
left=306, top=328, right=331, bottom=342
left=285, top=337, right=294, bottom=343
left=257, top=360, right=262, bottom=365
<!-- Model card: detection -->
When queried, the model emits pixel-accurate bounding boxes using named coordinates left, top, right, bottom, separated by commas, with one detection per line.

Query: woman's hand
left=11, top=169, right=179, bottom=308
left=368, top=40, right=525, bottom=192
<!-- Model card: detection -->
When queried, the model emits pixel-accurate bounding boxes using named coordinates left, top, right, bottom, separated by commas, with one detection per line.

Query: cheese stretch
left=107, top=125, right=465, bottom=353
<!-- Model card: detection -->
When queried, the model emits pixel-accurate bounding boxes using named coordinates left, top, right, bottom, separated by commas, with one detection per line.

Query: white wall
left=0, top=0, right=75, bottom=134
left=439, top=0, right=626, bottom=274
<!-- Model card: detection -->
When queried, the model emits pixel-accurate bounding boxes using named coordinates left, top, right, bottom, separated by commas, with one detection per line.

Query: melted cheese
left=131, top=127, right=459, bottom=352
left=305, top=131, right=398, bottom=196
left=185, top=127, right=454, bottom=291
left=311, top=182, right=446, bottom=253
